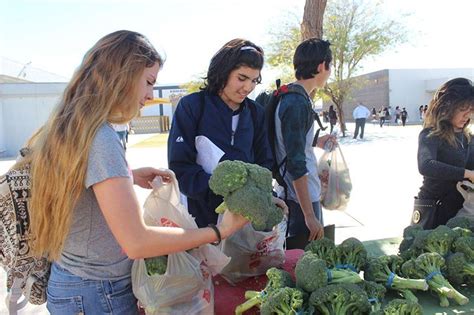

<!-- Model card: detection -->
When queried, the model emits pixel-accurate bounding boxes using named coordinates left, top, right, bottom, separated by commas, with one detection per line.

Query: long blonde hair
left=424, top=78, right=474, bottom=147
left=20, top=30, right=162, bottom=260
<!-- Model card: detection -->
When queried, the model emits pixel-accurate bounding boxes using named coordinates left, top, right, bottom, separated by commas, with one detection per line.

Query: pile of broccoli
left=396, top=219, right=473, bottom=307
left=209, top=160, right=284, bottom=231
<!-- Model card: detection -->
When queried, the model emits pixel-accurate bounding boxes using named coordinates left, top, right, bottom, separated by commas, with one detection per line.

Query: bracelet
left=208, top=224, right=222, bottom=246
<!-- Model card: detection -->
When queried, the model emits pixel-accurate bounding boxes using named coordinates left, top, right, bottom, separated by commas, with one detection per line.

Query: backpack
left=256, top=80, right=326, bottom=193
left=0, top=151, right=50, bottom=308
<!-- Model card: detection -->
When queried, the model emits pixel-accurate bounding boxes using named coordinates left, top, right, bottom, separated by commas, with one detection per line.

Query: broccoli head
left=144, top=255, right=167, bottom=275
left=398, top=225, right=423, bottom=256
left=415, top=252, right=469, bottom=306
left=260, top=287, right=305, bottom=315
left=357, top=280, right=386, bottom=312
left=295, top=251, right=328, bottom=292
left=446, top=216, right=471, bottom=229
left=209, top=160, right=247, bottom=197
left=305, top=237, right=337, bottom=267
left=382, top=298, right=423, bottom=315
left=235, top=268, right=294, bottom=314
left=309, top=283, right=370, bottom=315
left=417, top=225, right=457, bottom=257
left=334, top=237, right=367, bottom=272
left=210, top=160, right=284, bottom=231
left=445, top=252, right=474, bottom=285
left=453, top=236, right=474, bottom=261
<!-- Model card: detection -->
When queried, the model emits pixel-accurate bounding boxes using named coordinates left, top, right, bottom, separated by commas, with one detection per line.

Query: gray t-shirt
left=58, top=123, right=132, bottom=280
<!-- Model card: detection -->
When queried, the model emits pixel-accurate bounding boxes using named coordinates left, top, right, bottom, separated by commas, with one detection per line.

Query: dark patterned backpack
left=0, top=155, right=50, bottom=308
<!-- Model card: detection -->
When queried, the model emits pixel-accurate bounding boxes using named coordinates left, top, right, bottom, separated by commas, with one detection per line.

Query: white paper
left=195, top=135, right=224, bottom=175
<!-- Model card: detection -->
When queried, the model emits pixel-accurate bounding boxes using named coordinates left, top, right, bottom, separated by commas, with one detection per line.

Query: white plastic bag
left=218, top=219, right=286, bottom=285
left=456, top=180, right=474, bottom=223
left=132, top=173, right=229, bottom=314
left=318, top=145, right=352, bottom=210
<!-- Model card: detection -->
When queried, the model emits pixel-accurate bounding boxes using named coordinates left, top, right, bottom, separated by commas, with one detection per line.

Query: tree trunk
left=301, top=0, right=327, bottom=40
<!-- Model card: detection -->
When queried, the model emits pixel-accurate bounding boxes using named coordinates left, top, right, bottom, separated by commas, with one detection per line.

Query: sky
left=1, top=0, right=473, bottom=87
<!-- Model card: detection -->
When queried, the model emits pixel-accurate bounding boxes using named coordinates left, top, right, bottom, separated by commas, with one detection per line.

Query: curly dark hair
left=203, top=38, right=264, bottom=95
left=424, top=77, right=474, bottom=146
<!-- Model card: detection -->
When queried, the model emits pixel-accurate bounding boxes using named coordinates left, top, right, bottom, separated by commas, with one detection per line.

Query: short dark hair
left=203, top=38, right=264, bottom=94
left=293, top=38, right=332, bottom=80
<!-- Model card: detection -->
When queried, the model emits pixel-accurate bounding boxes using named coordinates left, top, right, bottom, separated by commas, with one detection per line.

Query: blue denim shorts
left=47, top=262, right=138, bottom=315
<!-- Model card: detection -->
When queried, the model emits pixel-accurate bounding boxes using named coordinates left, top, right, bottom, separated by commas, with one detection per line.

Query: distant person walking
left=371, top=107, right=377, bottom=120
left=395, top=106, right=401, bottom=124
left=379, top=107, right=388, bottom=127
left=352, top=102, right=371, bottom=139
left=401, top=107, right=408, bottom=126
left=328, top=105, right=338, bottom=133
left=419, top=105, right=424, bottom=121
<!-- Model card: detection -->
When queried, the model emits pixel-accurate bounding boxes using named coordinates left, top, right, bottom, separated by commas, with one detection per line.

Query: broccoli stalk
left=364, top=256, right=428, bottom=291
left=234, top=267, right=294, bottom=314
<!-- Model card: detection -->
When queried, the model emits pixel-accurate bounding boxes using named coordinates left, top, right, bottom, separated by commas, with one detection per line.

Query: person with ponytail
left=19, top=30, right=248, bottom=314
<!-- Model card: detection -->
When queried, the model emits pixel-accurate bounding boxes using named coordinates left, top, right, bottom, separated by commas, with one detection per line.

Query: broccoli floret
left=446, top=216, right=471, bottom=229
left=452, top=226, right=473, bottom=238
left=334, top=237, right=368, bottom=272
left=246, top=162, right=273, bottom=193
left=445, top=252, right=474, bottom=285
left=305, top=237, right=337, bottom=267
left=453, top=236, right=474, bottom=261
left=357, top=280, right=386, bottom=312
left=235, top=268, right=294, bottom=314
left=295, top=252, right=328, bottom=292
left=209, top=160, right=247, bottom=197
left=309, top=283, right=370, bottom=315
left=382, top=298, right=423, bottom=315
left=415, top=225, right=457, bottom=257
left=398, top=225, right=423, bottom=256
left=260, top=287, right=304, bottom=315
left=415, top=252, right=469, bottom=306
left=210, top=160, right=284, bottom=231
left=144, top=255, right=167, bottom=275
left=364, top=256, right=428, bottom=291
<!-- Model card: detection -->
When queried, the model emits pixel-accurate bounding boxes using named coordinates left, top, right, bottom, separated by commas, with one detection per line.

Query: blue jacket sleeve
left=251, top=103, right=273, bottom=170
left=279, top=95, right=310, bottom=181
left=167, top=95, right=211, bottom=200
left=417, top=129, right=465, bottom=181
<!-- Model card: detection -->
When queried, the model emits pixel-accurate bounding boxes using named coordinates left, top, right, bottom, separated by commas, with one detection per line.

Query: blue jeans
left=287, top=199, right=323, bottom=237
left=47, top=263, right=138, bottom=315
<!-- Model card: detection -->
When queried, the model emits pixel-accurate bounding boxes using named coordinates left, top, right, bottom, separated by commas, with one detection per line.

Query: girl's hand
left=132, top=167, right=173, bottom=189
left=217, top=210, right=249, bottom=239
